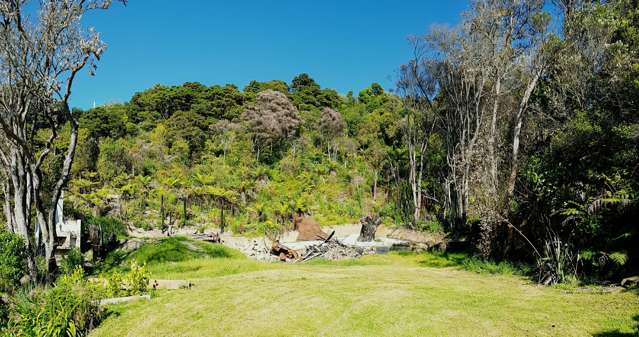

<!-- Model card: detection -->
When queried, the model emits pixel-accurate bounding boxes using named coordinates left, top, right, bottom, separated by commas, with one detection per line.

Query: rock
left=19, top=274, right=31, bottom=286
left=150, top=279, right=192, bottom=290
left=99, top=295, right=151, bottom=306
left=621, top=276, right=639, bottom=288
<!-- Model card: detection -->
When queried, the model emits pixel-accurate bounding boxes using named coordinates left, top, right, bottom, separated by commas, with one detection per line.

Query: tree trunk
left=358, top=215, right=381, bottom=242
left=507, top=70, right=542, bottom=200
left=372, top=171, right=378, bottom=199
left=2, top=179, right=14, bottom=232
left=220, top=206, right=225, bottom=233
left=160, top=195, right=165, bottom=229
left=489, top=75, right=501, bottom=192
left=182, top=198, right=187, bottom=227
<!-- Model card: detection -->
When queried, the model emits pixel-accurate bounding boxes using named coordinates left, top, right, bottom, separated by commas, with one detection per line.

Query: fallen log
left=271, top=241, right=300, bottom=261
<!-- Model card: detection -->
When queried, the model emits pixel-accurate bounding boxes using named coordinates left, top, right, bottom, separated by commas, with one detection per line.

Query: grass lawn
left=90, top=237, right=639, bottom=337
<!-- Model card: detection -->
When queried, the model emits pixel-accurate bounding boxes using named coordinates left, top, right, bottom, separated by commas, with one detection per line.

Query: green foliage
left=3, top=267, right=102, bottom=337
left=59, top=248, right=84, bottom=276
left=418, top=252, right=530, bottom=276
left=79, top=104, right=129, bottom=139
left=103, top=262, right=150, bottom=297
left=85, top=216, right=128, bottom=242
left=0, top=230, right=27, bottom=293
left=124, top=237, right=243, bottom=266
left=166, top=110, right=207, bottom=160
left=97, top=138, right=133, bottom=180
left=536, top=237, right=578, bottom=285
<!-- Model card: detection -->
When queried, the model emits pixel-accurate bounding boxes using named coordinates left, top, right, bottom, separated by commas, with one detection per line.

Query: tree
left=243, top=90, right=301, bottom=161
left=80, top=104, right=128, bottom=139
left=397, top=58, right=437, bottom=225
left=166, top=110, right=207, bottom=161
left=0, top=0, right=124, bottom=279
left=318, top=107, right=346, bottom=159
left=244, top=80, right=289, bottom=95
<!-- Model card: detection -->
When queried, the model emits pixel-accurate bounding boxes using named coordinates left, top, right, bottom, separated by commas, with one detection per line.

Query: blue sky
left=72, top=0, right=468, bottom=109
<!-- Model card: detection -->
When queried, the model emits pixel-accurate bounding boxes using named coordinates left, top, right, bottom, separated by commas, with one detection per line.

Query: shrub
left=84, top=216, right=128, bottom=242
left=104, top=262, right=150, bottom=297
left=3, top=267, right=102, bottom=337
left=536, top=236, right=578, bottom=285
left=0, top=230, right=27, bottom=293
left=60, top=248, right=84, bottom=276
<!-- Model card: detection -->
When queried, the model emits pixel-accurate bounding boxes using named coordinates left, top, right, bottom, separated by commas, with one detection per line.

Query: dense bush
left=59, top=248, right=84, bottom=276
left=0, top=230, right=27, bottom=293
left=2, top=268, right=102, bottom=337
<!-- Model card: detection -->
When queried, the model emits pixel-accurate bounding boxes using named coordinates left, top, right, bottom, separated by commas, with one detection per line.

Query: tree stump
left=358, top=215, right=382, bottom=242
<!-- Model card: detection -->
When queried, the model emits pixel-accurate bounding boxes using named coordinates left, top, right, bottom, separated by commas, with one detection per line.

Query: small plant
left=536, top=236, right=578, bottom=285
left=104, top=262, right=150, bottom=297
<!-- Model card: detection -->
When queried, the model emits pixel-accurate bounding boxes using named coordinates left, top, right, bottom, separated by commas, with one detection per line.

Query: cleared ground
left=90, top=239, right=639, bottom=337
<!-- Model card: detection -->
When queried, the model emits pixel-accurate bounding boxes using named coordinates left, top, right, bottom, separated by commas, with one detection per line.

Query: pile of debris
left=299, top=239, right=375, bottom=262
left=269, top=216, right=394, bottom=262
left=270, top=233, right=376, bottom=262
left=191, top=232, right=221, bottom=243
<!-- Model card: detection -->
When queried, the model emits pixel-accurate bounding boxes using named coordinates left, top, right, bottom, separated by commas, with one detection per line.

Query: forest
left=0, top=0, right=638, bottom=336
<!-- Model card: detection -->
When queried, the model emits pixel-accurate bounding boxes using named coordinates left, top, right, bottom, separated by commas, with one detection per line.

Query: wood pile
left=271, top=241, right=300, bottom=261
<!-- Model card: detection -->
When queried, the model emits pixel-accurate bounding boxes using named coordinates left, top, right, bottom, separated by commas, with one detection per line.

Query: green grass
left=94, top=236, right=245, bottom=275
left=418, top=251, right=532, bottom=276
left=90, top=242, right=639, bottom=337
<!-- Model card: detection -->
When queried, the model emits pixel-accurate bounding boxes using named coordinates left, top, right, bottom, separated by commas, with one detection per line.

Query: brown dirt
left=294, top=216, right=328, bottom=241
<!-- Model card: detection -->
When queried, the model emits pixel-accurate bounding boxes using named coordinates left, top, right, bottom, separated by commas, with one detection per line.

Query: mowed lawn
left=90, top=240, right=639, bottom=337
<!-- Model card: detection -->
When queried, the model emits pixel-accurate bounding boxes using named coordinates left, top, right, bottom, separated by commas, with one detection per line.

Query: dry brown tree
left=243, top=89, right=301, bottom=161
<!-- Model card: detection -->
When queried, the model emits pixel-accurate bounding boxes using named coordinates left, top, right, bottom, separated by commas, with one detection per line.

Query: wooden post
left=160, top=195, right=165, bottom=229
left=182, top=198, right=187, bottom=227
left=220, top=206, right=225, bottom=234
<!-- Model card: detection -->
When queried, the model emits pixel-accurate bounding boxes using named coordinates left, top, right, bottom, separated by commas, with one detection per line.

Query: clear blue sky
left=72, top=0, right=468, bottom=109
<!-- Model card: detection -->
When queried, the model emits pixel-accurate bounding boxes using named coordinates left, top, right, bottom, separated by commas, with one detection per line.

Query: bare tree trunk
left=160, top=195, right=165, bottom=229
left=2, top=178, right=14, bottom=232
left=220, top=206, right=225, bottom=233
left=373, top=170, right=378, bottom=199
left=489, top=75, right=501, bottom=192
left=6, top=147, right=38, bottom=279
left=507, top=70, right=542, bottom=200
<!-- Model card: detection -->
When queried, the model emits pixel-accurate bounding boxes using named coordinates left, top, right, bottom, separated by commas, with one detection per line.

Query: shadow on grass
left=593, top=314, right=639, bottom=337
left=417, top=251, right=531, bottom=276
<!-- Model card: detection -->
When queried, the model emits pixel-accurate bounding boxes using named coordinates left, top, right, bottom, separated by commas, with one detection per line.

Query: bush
left=59, top=248, right=84, bottom=276
left=3, top=267, right=102, bottom=337
left=0, top=230, right=27, bottom=293
left=536, top=236, right=578, bottom=285
left=85, top=216, right=128, bottom=242
left=104, top=262, right=150, bottom=297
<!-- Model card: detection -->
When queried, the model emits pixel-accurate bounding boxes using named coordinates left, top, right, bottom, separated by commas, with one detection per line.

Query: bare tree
left=0, top=0, right=124, bottom=279
left=398, top=43, right=438, bottom=225
left=318, top=107, right=345, bottom=159
left=402, top=0, right=553, bottom=239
